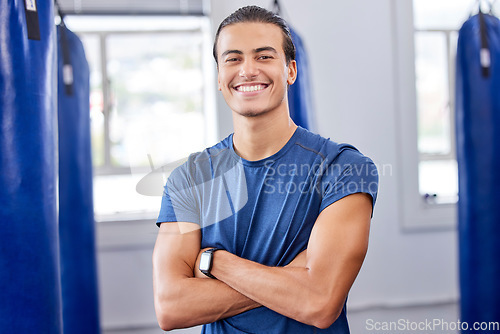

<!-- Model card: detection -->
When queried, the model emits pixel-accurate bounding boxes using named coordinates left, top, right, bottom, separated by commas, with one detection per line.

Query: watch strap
left=201, top=248, right=219, bottom=279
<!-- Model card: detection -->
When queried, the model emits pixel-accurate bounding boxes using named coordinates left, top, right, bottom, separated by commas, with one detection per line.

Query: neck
left=232, top=105, right=297, bottom=161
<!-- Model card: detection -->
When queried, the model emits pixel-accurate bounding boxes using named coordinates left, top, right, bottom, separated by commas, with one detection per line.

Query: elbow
left=157, top=316, right=176, bottom=332
left=311, top=312, right=341, bottom=330
left=155, top=302, right=176, bottom=331
left=156, top=303, right=188, bottom=331
left=304, top=299, right=344, bottom=329
left=158, top=319, right=180, bottom=332
left=154, top=294, right=185, bottom=331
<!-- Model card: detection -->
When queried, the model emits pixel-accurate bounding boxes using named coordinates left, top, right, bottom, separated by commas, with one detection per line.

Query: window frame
left=75, top=27, right=211, bottom=175
left=66, top=15, right=217, bottom=219
left=393, top=0, right=456, bottom=231
left=414, top=28, right=459, bottom=205
left=414, top=28, right=457, bottom=163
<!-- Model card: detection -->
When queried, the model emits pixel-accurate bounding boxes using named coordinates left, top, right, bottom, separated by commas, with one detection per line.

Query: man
left=153, top=5, right=378, bottom=333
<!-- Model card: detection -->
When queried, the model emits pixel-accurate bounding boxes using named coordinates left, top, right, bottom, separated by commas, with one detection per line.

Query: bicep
left=305, top=193, right=372, bottom=299
left=152, top=222, right=201, bottom=281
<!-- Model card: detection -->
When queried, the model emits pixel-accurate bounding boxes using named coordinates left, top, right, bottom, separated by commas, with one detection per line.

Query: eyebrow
left=221, top=46, right=278, bottom=58
left=221, top=49, right=243, bottom=58
left=255, top=46, right=278, bottom=54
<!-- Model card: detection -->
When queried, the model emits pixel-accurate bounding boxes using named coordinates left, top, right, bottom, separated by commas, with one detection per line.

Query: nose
left=239, top=59, right=259, bottom=79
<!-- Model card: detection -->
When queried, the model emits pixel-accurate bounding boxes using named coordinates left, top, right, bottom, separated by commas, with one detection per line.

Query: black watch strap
left=200, top=248, right=219, bottom=279
left=204, top=270, right=217, bottom=279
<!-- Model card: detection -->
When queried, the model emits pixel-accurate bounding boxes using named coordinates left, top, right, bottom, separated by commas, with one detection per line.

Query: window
left=413, top=0, right=500, bottom=203
left=65, top=16, right=216, bottom=220
left=395, top=0, right=498, bottom=230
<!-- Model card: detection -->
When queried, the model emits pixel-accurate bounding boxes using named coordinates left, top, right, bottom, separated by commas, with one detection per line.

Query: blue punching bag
left=57, top=24, right=101, bottom=334
left=0, top=1, right=62, bottom=333
left=456, top=11, right=500, bottom=329
left=288, top=28, right=315, bottom=131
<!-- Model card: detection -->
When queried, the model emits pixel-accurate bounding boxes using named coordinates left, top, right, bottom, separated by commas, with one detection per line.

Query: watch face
left=199, top=252, right=211, bottom=271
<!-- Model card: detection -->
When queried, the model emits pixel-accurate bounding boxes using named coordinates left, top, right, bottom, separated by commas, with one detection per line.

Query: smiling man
left=153, top=6, right=378, bottom=334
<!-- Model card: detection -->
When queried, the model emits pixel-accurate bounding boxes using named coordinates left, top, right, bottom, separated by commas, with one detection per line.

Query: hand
left=285, top=249, right=307, bottom=268
left=194, top=247, right=212, bottom=278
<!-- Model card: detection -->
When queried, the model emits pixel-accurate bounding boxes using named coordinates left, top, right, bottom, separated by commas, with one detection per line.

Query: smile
left=234, top=84, right=268, bottom=92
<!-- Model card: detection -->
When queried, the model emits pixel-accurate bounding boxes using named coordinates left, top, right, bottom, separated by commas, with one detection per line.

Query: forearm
left=210, top=194, right=372, bottom=328
left=156, top=245, right=306, bottom=330
left=155, top=275, right=260, bottom=330
left=152, top=222, right=261, bottom=331
left=211, top=251, right=348, bottom=329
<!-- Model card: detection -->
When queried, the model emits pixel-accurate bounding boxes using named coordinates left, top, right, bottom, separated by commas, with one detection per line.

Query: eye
left=258, top=55, right=273, bottom=60
left=225, top=57, right=239, bottom=62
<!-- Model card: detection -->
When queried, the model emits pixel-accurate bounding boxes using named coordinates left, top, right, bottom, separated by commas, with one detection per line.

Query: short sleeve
left=156, top=164, right=200, bottom=227
left=320, top=148, right=379, bottom=215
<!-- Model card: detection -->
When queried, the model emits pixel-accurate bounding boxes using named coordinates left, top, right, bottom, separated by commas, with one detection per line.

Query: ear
left=287, top=60, right=297, bottom=86
left=217, top=74, right=222, bottom=91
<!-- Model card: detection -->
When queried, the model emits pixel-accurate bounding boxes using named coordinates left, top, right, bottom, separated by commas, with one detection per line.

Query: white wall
left=97, top=0, right=459, bottom=332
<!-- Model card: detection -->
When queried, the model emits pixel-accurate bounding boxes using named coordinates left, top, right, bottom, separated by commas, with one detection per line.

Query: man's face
left=216, top=22, right=297, bottom=118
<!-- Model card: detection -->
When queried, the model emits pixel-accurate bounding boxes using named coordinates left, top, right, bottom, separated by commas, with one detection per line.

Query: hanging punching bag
left=288, top=28, right=315, bottom=131
left=57, top=24, right=101, bottom=334
left=456, top=11, right=500, bottom=329
left=0, top=1, right=62, bottom=333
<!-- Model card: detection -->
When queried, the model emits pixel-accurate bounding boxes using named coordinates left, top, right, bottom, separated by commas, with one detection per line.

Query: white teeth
left=237, top=85, right=266, bottom=92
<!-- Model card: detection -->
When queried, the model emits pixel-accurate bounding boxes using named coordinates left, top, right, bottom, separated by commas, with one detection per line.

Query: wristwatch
left=199, top=248, right=219, bottom=279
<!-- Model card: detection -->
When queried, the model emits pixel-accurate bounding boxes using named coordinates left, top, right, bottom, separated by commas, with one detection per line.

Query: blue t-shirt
left=157, top=126, right=378, bottom=333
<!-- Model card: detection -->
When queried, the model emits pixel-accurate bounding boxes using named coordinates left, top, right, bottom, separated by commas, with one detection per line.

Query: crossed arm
left=152, top=192, right=372, bottom=331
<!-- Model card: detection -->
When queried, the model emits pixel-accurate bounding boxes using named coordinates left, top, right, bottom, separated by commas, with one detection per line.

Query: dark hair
left=213, top=6, right=296, bottom=66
